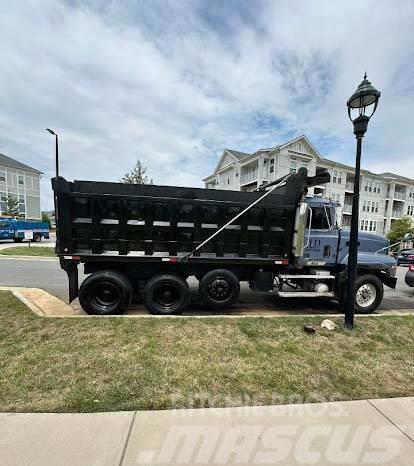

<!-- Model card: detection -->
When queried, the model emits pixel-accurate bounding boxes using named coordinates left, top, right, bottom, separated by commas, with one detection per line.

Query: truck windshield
left=309, top=207, right=332, bottom=230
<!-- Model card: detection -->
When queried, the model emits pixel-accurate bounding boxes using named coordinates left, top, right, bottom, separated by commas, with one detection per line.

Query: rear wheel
left=199, top=269, right=240, bottom=309
left=354, top=274, right=383, bottom=314
left=144, top=274, right=190, bottom=315
left=31, top=233, right=42, bottom=242
left=13, top=237, right=23, bottom=243
left=79, top=270, right=132, bottom=315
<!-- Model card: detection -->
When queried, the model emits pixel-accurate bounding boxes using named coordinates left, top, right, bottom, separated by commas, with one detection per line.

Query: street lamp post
left=344, top=74, right=381, bottom=329
left=46, top=129, right=59, bottom=244
left=46, top=129, right=59, bottom=179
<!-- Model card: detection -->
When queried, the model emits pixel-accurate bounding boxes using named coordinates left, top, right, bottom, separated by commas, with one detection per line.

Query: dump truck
left=53, top=168, right=397, bottom=315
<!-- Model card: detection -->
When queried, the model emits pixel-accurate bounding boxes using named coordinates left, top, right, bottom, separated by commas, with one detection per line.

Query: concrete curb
left=1, top=286, right=413, bottom=319
left=0, top=255, right=57, bottom=261
left=0, top=397, right=413, bottom=465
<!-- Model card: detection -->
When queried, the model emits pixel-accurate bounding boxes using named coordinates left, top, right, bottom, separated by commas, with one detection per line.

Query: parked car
left=405, top=264, right=414, bottom=287
left=397, top=249, right=414, bottom=265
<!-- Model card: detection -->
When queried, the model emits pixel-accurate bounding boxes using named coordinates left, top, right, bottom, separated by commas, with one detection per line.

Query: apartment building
left=0, top=152, right=42, bottom=220
left=203, top=135, right=414, bottom=235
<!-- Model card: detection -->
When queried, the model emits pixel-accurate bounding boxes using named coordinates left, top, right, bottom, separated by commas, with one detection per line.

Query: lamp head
left=347, top=73, right=381, bottom=121
left=46, top=128, right=56, bottom=136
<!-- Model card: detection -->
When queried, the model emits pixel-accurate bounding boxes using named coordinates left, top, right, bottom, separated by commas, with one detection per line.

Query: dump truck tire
left=199, top=269, right=240, bottom=309
left=144, top=274, right=190, bottom=315
left=79, top=270, right=132, bottom=315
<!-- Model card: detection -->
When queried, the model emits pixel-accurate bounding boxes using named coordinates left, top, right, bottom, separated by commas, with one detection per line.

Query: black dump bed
left=53, top=169, right=328, bottom=264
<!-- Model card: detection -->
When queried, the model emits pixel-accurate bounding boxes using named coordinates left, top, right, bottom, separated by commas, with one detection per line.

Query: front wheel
left=354, top=274, right=384, bottom=314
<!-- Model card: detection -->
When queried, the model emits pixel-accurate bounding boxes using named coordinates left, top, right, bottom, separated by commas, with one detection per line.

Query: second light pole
left=46, top=128, right=59, bottom=179
left=344, top=74, right=381, bottom=329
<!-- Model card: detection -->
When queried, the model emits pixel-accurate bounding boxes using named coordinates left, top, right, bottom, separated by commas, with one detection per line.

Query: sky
left=1, top=0, right=414, bottom=210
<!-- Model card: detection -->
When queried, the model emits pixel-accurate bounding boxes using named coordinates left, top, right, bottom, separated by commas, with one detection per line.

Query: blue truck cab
left=0, top=218, right=50, bottom=243
left=293, top=196, right=397, bottom=312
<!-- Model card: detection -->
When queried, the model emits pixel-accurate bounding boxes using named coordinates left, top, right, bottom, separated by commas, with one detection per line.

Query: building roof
left=225, top=149, right=251, bottom=160
left=0, top=152, right=42, bottom=174
left=379, top=172, right=414, bottom=183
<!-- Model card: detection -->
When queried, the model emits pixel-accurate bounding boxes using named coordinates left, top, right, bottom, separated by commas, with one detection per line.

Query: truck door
left=0, top=220, right=14, bottom=240
left=304, top=205, right=339, bottom=265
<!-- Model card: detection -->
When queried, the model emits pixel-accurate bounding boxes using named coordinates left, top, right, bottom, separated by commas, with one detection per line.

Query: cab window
left=310, top=207, right=331, bottom=230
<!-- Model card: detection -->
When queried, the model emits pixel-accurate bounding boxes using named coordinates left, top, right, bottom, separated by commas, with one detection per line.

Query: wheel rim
left=356, top=283, right=377, bottom=308
left=154, top=283, right=181, bottom=310
left=208, top=277, right=232, bottom=302
left=90, top=282, right=120, bottom=309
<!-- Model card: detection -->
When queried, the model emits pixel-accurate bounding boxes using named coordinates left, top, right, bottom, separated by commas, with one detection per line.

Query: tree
left=386, top=217, right=414, bottom=245
left=120, top=160, right=152, bottom=184
left=3, top=194, right=20, bottom=217
left=41, top=212, right=52, bottom=228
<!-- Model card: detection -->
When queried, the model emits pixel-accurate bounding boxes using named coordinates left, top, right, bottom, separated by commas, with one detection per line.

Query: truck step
left=279, top=274, right=335, bottom=280
left=277, top=291, right=335, bottom=298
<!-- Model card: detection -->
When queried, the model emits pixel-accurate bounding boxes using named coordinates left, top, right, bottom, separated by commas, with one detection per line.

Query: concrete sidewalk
left=0, top=397, right=413, bottom=465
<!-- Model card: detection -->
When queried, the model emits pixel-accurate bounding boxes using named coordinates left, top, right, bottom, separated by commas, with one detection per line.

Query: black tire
left=199, top=269, right=240, bottom=309
left=354, top=274, right=383, bottom=314
left=32, top=233, right=42, bottom=242
left=143, top=274, right=189, bottom=315
left=79, top=270, right=132, bottom=315
left=13, top=237, right=23, bottom=243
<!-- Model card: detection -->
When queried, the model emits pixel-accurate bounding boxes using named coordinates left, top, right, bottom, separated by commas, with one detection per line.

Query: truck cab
left=289, top=197, right=397, bottom=312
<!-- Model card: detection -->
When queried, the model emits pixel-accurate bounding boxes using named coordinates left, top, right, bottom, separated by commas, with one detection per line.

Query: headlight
left=389, top=264, right=397, bottom=277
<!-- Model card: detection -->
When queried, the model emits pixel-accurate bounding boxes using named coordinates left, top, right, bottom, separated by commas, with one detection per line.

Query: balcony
left=391, top=211, right=403, bottom=219
left=345, top=182, right=354, bottom=192
left=240, top=170, right=258, bottom=185
left=394, top=192, right=406, bottom=201
left=343, top=204, right=353, bottom=214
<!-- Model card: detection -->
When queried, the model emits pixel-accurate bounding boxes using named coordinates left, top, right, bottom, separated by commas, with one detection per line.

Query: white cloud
left=0, top=0, right=413, bottom=210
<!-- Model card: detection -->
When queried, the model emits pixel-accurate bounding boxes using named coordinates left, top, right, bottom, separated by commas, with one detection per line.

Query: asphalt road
left=0, top=256, right=412, bottom=314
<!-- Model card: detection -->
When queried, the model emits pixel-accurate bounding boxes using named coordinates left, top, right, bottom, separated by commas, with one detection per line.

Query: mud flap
left=383, top=276, right=397, bottom=289
left=59, top=258, right=79, bottom=303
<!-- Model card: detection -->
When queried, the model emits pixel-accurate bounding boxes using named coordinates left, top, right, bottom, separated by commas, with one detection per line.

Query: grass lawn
left=0, top=290, right=413, bottom=413
left=0, top=246, right=55, bottom=257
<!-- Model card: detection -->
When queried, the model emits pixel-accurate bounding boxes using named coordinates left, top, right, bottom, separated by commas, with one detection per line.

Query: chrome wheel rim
left=356, top=283, right=376, bottom=308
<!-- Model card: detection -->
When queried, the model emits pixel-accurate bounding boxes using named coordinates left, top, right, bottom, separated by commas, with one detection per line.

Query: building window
left=337, top=171, right=342, bottom=184
left=362, top=201, right=366, bottom=212
left=18, top=195, right=26, bottom=214
left=289, top=159, right=297, bottom=174
left=333, top=170, right=337, bottom=183
left=0, top=192, right=6, bottom=212
left=18, top=175, right=24, bottom=186
left=270, top=158, right=274, bottom=174
left=0, top=169, right=5, bottom=183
